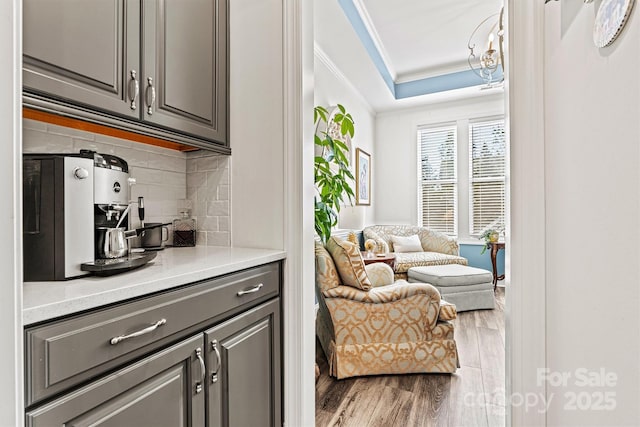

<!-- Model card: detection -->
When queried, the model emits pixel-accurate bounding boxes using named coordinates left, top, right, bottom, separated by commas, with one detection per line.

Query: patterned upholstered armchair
left=315, top=240, right=459, bottom=379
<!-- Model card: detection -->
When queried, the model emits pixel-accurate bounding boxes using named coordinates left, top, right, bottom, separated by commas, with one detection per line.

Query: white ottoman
left=408, top=264, right=495, bottom=311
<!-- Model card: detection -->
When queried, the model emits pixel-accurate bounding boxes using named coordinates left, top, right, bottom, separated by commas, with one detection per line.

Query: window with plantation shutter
left=418, top=125, right=457, bottom=235
left=469, top=120, right=506, bottom=235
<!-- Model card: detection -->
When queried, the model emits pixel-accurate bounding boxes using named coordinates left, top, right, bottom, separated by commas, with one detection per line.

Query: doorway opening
left=312, top=1, right=509, bottom=425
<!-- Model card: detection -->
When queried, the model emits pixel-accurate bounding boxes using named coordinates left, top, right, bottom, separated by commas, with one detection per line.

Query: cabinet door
left=23, top=0, right=141, bottom=118
left=26, top=334, right=206, bottom=427
left=142, top=0, right=228, bottom=145
left=205, top=299, right=281, bottom=427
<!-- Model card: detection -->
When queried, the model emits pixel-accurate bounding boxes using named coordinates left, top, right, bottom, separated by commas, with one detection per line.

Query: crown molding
left=350, top=0, right=397, bottom=81
left=313, top=43, right=375, bottom=116
left=396, top=60, right=471, bottom=83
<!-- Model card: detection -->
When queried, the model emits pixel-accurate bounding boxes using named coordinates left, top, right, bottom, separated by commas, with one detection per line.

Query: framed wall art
left=355, top=148, right=371, bottom=206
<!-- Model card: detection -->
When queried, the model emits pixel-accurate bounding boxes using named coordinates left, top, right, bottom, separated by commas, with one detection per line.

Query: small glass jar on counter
left=173, top=210, right=196, bottom=247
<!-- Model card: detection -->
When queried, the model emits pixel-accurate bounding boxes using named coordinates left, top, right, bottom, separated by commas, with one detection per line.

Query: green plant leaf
left=344, top=119, right=355, bottom=138
left=314, top=103, right=357, bottom=243
left=343, top=169, right=355, bottom=180
left=340, top=119, right=349, bottom=137
left=344, top=186, right=355, bottom=199
left=314, top=106, right=328, bottom=124
left=315, top=135, right=325, bottom=146
left=334, top=139, right=348, bottom=152
left=334, top=149, right=347, bottom=164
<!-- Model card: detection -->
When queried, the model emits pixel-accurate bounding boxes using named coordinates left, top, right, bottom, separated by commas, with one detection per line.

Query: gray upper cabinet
left=23, top=0, right=141, bottom=119
left=142, top=0, right=227, bottom=144
left=23, top=0, right=229, bottom=151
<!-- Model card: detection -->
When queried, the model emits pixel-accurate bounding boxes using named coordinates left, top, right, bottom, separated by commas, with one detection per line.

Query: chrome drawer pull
left=128, top=70, right=139, bottom=110
left=145, top=76, right=156, bottom=115
left=211, top=339, right=221, bottom=383
left=195, top=347, right=205, bottom=394
left=236, top=283, right=264, bottom=296
left=109, top=318, right=167, bottom=345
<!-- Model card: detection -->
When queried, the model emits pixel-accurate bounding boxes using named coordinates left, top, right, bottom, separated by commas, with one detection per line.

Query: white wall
left=229, top=0, right=285, bottom=249
left=0, top=0, right=22, bottom=424
left=375, top=93, right=504, bottom=228
left=543, top=3, right=640, bottom=425
left=314, top=47, right=377, bottom=226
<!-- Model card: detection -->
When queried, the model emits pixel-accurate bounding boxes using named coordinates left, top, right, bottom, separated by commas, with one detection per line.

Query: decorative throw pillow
left=390, top=234, right=423, bottom=253
left=315, top=241, right=340, bottom=293
left=326, top=236, right=371, bottom=291
left=364, top=263, right=394, bottom=287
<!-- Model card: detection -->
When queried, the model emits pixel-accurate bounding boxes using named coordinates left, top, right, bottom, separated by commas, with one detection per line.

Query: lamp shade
left=338, top=206, right=365, bottom=230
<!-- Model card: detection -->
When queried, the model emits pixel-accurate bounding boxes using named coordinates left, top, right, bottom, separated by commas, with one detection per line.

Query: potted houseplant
left=479, top=222, right=504, bottom=254
left=479, top=229, right=499, bottom=255
left=314, top=104, right=355, bottom=244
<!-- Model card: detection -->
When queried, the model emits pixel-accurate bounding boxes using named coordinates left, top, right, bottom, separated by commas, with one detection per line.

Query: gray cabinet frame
left=25, top=262, right=279, bottom=406
left=142, top=0, right=227, bottom=144
left=23, top=0, right=141, bottom=119
left=23, top=0, right=230, bottom=153
left=205, top=299, right=281, bottom=427
left=25, top=262, right=282, bottom=426
left=26, top=334, right=206, bottom=427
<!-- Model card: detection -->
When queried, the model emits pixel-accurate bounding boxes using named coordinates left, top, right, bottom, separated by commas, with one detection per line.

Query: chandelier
left=467, top=7, right=505, bottom=87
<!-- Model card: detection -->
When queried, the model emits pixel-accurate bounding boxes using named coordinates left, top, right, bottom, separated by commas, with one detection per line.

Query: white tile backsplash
left=186, top=151, right=232, bottom=247
left=21, top=119, right=230, bottom=247
left=186, top=171, right=207, bottom=188
left=23, top=119, right=48, bottom=131
left=207, top=200, right=229, bottom=217
left=48, top=123, right=96, bottom=141
left=219, top=216, right=230, bottom=232
left=207, top=231, right=230, bottom=246
left=195, top=156, right=218, bottom=171
left=217, top=185, right=230, bottom=201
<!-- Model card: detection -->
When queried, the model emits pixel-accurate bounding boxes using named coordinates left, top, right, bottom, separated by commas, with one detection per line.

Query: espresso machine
left=92, top=152, right=132, bottom=232
left=23, top=150, right=156, bottom=281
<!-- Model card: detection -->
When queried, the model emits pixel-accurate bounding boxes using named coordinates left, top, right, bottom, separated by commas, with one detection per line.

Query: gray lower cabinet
left=23, top=0, right=228, bottom=150
left=26, top=334, right=206, bottom=427
left=206, top=299, right=281, bottom=427
left=25, top=262, right=282, bottom=427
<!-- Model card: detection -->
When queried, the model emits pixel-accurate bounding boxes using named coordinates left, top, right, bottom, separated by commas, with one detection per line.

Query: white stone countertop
left=23, top=246, right=286, bottom=326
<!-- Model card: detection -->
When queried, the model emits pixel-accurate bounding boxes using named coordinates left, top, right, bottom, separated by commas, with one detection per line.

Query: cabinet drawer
left=25, top=262, right=280, bottom=406
left=26, top=334, right=205, bottom=427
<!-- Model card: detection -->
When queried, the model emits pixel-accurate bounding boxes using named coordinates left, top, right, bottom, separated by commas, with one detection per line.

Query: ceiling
left=314, top=0, right=504, bottom=112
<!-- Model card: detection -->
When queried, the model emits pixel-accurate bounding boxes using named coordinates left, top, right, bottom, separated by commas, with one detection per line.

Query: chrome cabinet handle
left=236, top=283, right=264, bottom=296
left=109, top=318, right=166, bottom=345
left=195, top=347, right=205, bottom=394
left=128, top=70, right=139, bottom=110
left=145, top=76, right=156, bottom=115
left=211, top=339, right=221, bottom=383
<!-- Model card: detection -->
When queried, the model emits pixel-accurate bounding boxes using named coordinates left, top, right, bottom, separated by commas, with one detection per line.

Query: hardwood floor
left=316, top=288, right=505, bottom=427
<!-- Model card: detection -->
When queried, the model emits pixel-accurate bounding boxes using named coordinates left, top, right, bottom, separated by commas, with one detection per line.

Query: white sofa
left=363, top=225, right=468, bottom=280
